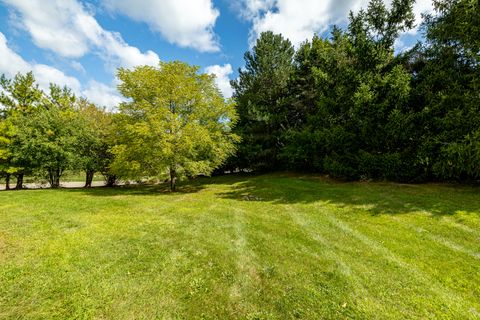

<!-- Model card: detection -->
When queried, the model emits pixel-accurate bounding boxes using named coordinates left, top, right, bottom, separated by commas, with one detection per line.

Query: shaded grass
left=0, top=173, right=479, bottom=319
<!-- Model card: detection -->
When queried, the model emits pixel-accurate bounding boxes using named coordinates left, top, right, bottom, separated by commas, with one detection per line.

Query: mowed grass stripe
left=307, top=199, right=480, bottom=317
left=0, top=173, right=479, bottom=319
left=327, top=214, right=471, bottom=315
left=329, top=197, right=480, bottom=304
left=286, top=202, right=473, bottom=319
left=285, top=204, right=385, bottom=318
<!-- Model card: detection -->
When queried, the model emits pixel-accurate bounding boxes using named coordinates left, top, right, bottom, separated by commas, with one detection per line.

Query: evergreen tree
left=410, top=0, right=480, bottom=180
left=231, top=31, right=295, bottom=171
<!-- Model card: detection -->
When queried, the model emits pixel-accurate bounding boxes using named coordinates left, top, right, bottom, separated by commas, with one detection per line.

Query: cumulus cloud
left=0, top=32, right=81, bottom=93
left=103, top=0, right=220, bottom=52
left=409, top=0, right=434, bottom=33
left=70, top=61, right=86, bottom=74
left=235, top=0, right=276, bottom=20
left=0, top=33, right=30, bottom=75
left=236, top=0, right=366, bottom=46
left=0, top=32, right=121, bottom=110
left=81, top=80, right=124, bottom=110
left=236, top=0, right=434, bottom=46
left=32, top=64, right=82, bottom=94
left=205, top=64, right=233, bottom=98
left=3, top=0, right=160, bottom=69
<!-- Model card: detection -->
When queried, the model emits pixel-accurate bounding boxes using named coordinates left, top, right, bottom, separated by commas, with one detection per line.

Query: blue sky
left=0, top=0, right=432, bottom=109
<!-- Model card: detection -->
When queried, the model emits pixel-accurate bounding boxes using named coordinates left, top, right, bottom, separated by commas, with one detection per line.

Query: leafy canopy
left=113, top=61, right=239, bottom=190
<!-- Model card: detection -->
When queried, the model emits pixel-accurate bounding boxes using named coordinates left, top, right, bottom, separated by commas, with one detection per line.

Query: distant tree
left=113, top=61, right=239, bottom=191
left=231, top=31, right=295, bottom=171
left=0, top=117, right=15, bottom=190
left=76, top=99, right=116, bottom=187
left=0, top=72, right=43, bottom=188
left=14, top=85, right=82, bottom=187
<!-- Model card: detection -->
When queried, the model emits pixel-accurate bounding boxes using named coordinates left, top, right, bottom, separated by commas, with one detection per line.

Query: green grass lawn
left=0, top=173, right=479, bottom=319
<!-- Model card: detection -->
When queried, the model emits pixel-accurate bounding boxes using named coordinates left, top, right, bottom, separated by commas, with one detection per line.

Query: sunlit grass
left=0, top=173, right=479, bottom=319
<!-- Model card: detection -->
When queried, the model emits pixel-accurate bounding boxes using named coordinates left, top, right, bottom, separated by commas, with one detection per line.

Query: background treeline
left=0, top=73, right=117, bottom=189
left=228, top=0, right=479, bottom=182
left=0, top=62, right=237, bottom=190
left=1, top=0, right=478, bottom=189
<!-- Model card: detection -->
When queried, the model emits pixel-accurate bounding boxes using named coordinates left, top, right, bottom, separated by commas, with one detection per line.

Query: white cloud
left=394, top=38, right=413, bottom=53
left=235, top=0, right=276, bottom=20
left=5, top=0, right=90, bottom=58
left=82, top=80, right=124, bottom=110
left=0, top=32, right=81, bottom=93
left=0, top=32, right=121, bottom=110
left=236, top=0, right=434, bottom=46
left=103, top=0, right=220, bottom=52
left=3, top=0, right=160, bottom=69
left=409, top=0, right=434, bottom=33
left=0, top=33, right=30, bottom=75
left=73, top=13, right=160, bottom=68
left=205, top=64, right=233, bottom=98
left=32, top=64, right=82, bottom=93
left=237, top=0, right=367, bottom=46
left=70, top=61, right=86, bottom=74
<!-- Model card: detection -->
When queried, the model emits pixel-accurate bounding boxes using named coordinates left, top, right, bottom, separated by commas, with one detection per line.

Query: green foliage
left=273, top=0, right=418, bottom=180
left=231, top=31, right=295, bottom=170
left=75, top=99, right=116, bottom=187
left=1, top=0, right=479, bottom=187
left=0, top=118, right=16, bottom=177
left=12, top=85, right=83, bottom=187
left=0, top=72, right=113, bottom=188
left=230, top=0, right=479, bottom=182
left=409, top=0, right=480, bottom=180
left=113, top=61, right=239, bottom=190
left=0, top=72, right=43, bottom=114
left=0, top=72, right=44, bottom=187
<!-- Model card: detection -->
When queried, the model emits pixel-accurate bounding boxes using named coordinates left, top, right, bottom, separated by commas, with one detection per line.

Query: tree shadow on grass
left=15, top=172, right=478, bottom=218
left=211, top=173, right=480, bottom=217
left=61, top=181, right=206, bottom=197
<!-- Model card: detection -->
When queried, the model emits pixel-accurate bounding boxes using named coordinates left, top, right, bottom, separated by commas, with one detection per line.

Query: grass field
left=0, top=173, right=479, bottom=319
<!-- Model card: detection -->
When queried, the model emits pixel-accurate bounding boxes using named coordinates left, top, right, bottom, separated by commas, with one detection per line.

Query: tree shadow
left=4, top=172, right=478, bottom=218
left=60, top=181, right=206, bottom=197
left=212, top=173, right=480, bottom=217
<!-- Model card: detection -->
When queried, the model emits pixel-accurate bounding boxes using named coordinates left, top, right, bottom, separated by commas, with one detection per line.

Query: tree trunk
left=5, top=173, right=10, bottom=190
left=15, top=173, right=23, bottom=189
left=56, top=168, right=61, bottom=187
left=85, top=170, right=94, bottom=188
left=105, top=174, right=116, bottom=187
left=169, top=167, right=177, bottom=192
left=48, top=170, right=54, bottom=188
left=49, top=169, right=61, bottom=188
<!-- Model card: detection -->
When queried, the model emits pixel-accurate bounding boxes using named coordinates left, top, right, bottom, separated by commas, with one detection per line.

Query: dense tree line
left=1, top=0, right=477, bottom=190
left=0, top=62, right=237, bottom=191
left=229, top=0, right=479, bottom=182
left=0, top=72, right=117, bottom=189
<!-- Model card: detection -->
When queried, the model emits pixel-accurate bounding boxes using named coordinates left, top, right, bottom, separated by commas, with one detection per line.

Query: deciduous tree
left=113, top=61, right=239, bottom=191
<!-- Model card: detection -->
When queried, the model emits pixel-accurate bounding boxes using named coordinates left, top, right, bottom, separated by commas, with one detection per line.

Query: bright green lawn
left=0, top=173, right=479, bottom=319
